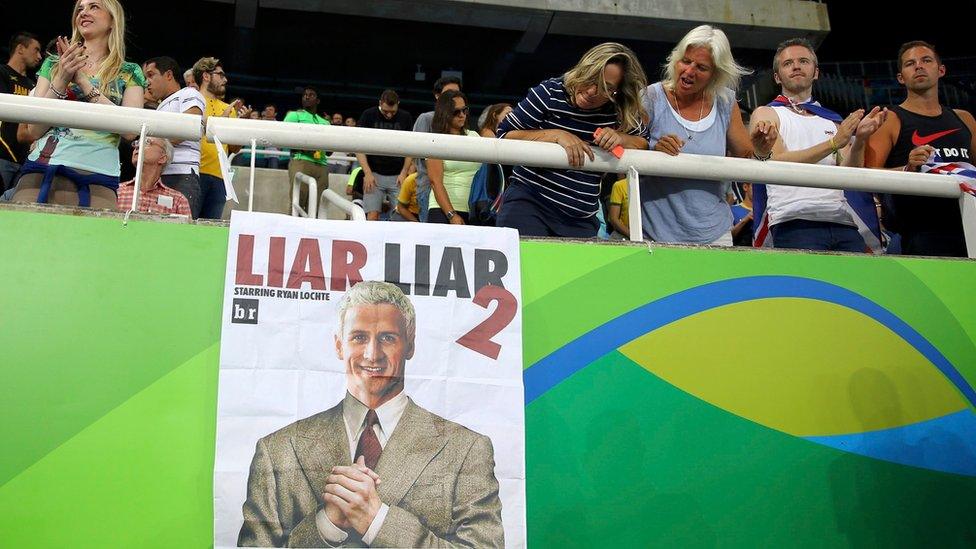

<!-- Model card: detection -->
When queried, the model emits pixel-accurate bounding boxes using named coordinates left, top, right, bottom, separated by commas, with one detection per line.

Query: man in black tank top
left=866, top=40, right=976, bottom=257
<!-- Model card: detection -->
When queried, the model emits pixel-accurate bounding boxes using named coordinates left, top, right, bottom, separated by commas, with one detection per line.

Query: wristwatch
left=446, top=210, right=457, bottom=220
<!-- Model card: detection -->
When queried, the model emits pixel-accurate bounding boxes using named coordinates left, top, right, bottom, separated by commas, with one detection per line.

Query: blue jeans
left=199, top=173, right=227, bottom=219
left=771, top=219, right=865, bottom=252
left=416, top=177, right=431, bottom=223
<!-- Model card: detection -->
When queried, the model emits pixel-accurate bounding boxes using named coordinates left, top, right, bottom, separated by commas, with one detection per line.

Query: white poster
left=214, top=211, right=525, bottom=548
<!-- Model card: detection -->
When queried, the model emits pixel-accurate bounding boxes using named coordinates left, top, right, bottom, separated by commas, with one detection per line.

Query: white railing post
left=960, top=193, right=976, bottom=258
left=248, top=139, right=257, bottom=212
left=291, top=172, right=318, bottom=218
left=130, top=124, right=149, bottom=213
left=626, top=166, right=642, bottom=242
left=318, top=188, right=366, bottom=221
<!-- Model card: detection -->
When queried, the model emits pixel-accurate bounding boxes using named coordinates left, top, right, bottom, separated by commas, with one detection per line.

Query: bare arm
left=396, top=203, right=419, bottom=222
left=607, top=203, right=629, bottom=237
left=842, top=107, right=887, bottom=168
left=729, top=102, right=778, bottom=158
left=356, top=153, right=377, bottom=193
left=955, top=109, right=976, bottom=158
left=25, top=76, right=54, bottom=140
left=398, top=157, right=413, bottom=185
left=865, top=110, right=900, bottom=169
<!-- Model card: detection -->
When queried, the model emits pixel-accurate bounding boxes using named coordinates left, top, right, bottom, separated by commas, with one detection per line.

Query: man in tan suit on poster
left=237, top=281, right=505, bottom=548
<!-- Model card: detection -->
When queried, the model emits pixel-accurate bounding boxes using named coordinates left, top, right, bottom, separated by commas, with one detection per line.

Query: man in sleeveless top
left=866, top=41, right=976, bottom=257
left=749, top=38, right=887, bottom=252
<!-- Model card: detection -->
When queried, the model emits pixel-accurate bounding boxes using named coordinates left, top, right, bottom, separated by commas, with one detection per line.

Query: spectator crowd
left=1, top=0, right=973, bottom=258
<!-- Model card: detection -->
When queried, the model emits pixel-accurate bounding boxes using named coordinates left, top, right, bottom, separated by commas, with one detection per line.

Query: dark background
left=3, top=0, right=975, bottom=117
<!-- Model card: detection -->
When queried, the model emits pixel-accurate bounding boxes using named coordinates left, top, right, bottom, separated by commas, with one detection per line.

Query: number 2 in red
left=456, top=285, right=517, bottom=360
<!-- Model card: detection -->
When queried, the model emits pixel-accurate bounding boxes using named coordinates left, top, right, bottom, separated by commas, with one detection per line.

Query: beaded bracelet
left=50, top=86, right=68, bottom=100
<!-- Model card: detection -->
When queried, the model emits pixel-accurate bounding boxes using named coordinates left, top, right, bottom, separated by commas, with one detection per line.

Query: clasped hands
left=51, top=36, right=92, bottom=91
left=323, top=456, right=383, bottom=536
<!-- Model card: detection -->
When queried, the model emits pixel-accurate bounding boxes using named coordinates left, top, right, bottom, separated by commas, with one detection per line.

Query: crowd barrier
left=1, top=206, right=974, bottom=547
left=2, top=94, right=976, bottom=546
left=2, top=94, right=975, bottom=255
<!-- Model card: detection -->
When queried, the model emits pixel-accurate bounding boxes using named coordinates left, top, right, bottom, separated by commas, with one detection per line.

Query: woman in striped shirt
left=496, top=42, right=650, bottom=238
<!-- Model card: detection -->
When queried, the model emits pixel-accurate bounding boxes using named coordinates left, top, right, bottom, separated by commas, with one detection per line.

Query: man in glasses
left=356, top=89, right=414, bottom=220
left=116, top=136, right=191, bottom=216
left=193, top=56, right=248, bottom=220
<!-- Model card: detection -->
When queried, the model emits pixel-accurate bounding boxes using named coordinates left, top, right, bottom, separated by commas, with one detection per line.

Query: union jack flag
left=920, top=158, right=976, bottom=196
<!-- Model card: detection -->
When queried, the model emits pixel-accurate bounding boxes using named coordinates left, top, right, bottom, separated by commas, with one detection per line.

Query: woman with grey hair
left=641, top=25, right=776, bottom=246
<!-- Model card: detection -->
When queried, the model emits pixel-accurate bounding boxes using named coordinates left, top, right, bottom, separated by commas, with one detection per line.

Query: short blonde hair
left=336, top=281, right=416, bottom=340
left=563, top=42, right=648, bottom=133
left=663, top=25, right=751, bottom=96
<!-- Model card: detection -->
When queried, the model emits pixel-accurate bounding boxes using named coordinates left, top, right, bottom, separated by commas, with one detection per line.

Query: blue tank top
left=640, top=82, right=734, bottom=244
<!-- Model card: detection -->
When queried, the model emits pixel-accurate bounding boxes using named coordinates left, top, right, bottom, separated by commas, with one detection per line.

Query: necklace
left=670, top=89, right=706, bottom=141
left=784, top=95, right=811, bottom=116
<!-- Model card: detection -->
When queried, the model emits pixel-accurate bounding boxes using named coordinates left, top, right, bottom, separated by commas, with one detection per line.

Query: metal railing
left=2, top=94, right=974, bottom=255
left=291, top=172, right=318, bottom=218
left=319, top=188, right=366, bottom=221
left=227, top=149, right=358, bottom=166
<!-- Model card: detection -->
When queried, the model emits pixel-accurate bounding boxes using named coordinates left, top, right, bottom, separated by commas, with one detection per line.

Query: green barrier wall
left=2, top=209, right=975, bottom=547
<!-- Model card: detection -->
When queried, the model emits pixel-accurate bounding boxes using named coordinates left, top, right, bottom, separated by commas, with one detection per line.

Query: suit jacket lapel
left=293, top=399, right=351, bottom=494
left=375, top=398, right=448, bottom=506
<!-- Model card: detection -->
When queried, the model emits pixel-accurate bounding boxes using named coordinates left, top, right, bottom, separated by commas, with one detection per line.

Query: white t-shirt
left=156, top=87, right=206, bottom=175
left=766, top=106, right=854, bottom=227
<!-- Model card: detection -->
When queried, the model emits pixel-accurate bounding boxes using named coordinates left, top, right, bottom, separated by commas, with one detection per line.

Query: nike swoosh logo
left=912, top=128, right=961, bottom=146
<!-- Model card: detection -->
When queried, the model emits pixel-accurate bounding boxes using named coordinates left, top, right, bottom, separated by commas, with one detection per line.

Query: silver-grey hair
left=140, top=136, right=174, bottom=171
left=336, top=280, right=416, bottom=339
left=662, top=25, right=751, bottom=95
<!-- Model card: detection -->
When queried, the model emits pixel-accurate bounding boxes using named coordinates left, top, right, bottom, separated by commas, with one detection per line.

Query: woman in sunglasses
left=426, top=90, right=482, bottom=224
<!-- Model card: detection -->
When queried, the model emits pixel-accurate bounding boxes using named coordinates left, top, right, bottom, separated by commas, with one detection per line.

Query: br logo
left=232, top=298, right=259, bottom=325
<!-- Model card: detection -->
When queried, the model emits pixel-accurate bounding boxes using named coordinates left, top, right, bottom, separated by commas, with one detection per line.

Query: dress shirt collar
left=119, top=177, right=165, bottom=193
left=342, top=390, right=409, bottom=442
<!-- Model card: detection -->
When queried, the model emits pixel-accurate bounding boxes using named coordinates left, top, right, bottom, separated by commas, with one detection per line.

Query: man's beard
left=781, top=76, right=812, bottom=96
left=208, top=82, right=226, bottom=99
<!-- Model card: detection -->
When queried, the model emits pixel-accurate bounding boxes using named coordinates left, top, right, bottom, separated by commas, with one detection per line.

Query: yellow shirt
left=200, top=96, right=237, bottom=178
left=610, top=179, right=629, bottom=229
left=398, top=173, right=420, bottom=215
